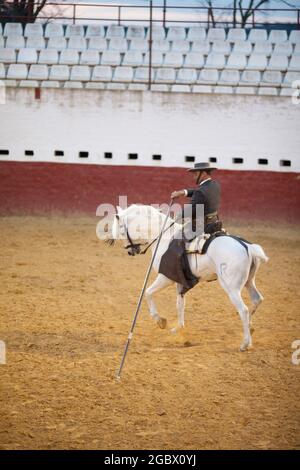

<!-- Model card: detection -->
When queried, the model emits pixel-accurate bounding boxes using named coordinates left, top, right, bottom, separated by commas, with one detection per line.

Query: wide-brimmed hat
left=187, top=162, right=217, bottom=172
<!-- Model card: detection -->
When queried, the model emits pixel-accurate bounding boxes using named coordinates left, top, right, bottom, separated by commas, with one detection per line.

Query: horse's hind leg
left=245, top=261, right=264, bottom=333
left=218, top=273, right=251, bottom=351
left=145, top=274, right=173, bottom=329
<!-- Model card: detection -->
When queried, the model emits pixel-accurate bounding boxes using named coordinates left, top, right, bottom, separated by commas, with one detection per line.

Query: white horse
left=110, top=204, right=268, bottom=351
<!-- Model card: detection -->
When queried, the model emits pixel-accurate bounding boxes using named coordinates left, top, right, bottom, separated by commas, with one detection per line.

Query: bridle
left=117, top=213, right=177, bottom=256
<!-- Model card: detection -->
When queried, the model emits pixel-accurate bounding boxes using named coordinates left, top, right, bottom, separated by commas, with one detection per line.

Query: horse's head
left=111, top=205, right=150, bottom=256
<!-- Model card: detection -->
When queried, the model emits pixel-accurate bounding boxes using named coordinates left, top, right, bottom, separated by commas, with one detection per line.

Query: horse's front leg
left=145, top=274, right=173, bottom=329
left=171, top=283, right=185, bottom=333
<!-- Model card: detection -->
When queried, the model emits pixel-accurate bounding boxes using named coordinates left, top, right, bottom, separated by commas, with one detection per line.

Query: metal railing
left=0, top=2, right=300, bottom=28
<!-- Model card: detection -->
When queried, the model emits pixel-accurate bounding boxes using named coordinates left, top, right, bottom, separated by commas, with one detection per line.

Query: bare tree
left=0, top=0, right=48, bottom=24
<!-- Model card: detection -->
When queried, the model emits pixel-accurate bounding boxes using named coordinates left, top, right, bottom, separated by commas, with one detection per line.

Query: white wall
left=1, top=87, right=300, bottom=172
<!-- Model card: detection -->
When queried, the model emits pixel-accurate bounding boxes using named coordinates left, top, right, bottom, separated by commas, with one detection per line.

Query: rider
left=171, top=162, right=222, bottom=241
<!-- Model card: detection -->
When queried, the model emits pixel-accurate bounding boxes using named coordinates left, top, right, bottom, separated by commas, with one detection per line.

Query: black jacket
left=184, top=179, right=221, bottom=219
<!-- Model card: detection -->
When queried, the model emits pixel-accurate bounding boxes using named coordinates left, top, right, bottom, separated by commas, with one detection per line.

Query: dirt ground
left=0, top=216, right=299, bottom=450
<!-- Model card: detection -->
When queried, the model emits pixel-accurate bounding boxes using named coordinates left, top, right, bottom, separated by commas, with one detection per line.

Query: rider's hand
left=171, top=190, right=185, bottom=199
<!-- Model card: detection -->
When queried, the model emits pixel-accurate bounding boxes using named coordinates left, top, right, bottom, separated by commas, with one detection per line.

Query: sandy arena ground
left=0, top=216, right=299, bottom=450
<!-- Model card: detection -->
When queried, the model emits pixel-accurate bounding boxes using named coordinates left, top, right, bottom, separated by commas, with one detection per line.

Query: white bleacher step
left=59, top=50, right=79, bottom=65
left=26, top=36, right=45, bottom=50
left=294, top=44, right=300, bottom=56
left=226, top=53, right=247, bottom=70
left=232, top=40, right=252, bottom=55
left=191, top=40, right=210, bottom=55
left=6, top=35, right=25, bottom=49
left=236, top=86, right=256, bottom=95
left=155, top=67, right=176, bottom=83
left=289, top=31, right=300, bottom=44
left=88, top=37, right=107, bottom=51
left=113, top=66, right=134, bottom=82
left=143, top=51, right=163, bottom=67
left=252, top=41, right=272, bottom=56
left=122, top=51, right=143, bottom=67
left=288, top=55, right=300, bottom=71
left=192, top=85, right=213, bottom=93
left=167, top=26, right=186, bottom=41
left=70, top=65, right=90, bottom=81
left=68, top=37, right=87, bottom=51
left=28, top=64, right=49, bottom=80
left=126, top=26, right=145, bottom=40
left=268, top=30, right=288, bottom=44
left=282, top=71, right=300, bottom=87
left=86, top=82, right=106, bottom=89
left=261, top=70, right=282, bottom=86
left=151, top=84, right=169, bottom=92
left=205, top=53, right=226, bottom=69
left=17, top=48, right=38, bottom=64
left=64, top=81, right=83, bottom=89
left=241, top=70, right=261, bottom=85
left=101, top=51, right=121, bottom=66
left=106, top=25, right=125, bottom=39
left=280, top=88, right=294, bottom=96
left=38, top=49, right=59, bottom=65
left=24, top=23, right=43, bottom=38
left=197, top=69, right=219, bottom=85
left=163, top=52, right=183, bottom=68
left=146, top=25, right=165, bottom=40
left=4, top=23, right=23, bottom=37
left=0, top=37, right=3, bottom=48
left=211, top=40, right=231, bottom=55
left=129, top=38, right=148, bottom=53
left=128, top=83, right=148, bottom=91
left=176, top=68, right=197, bottom=84
left=47, top=37, right=67, bottom=51
left=183, top=52, right=204, bottom=68
left=3, top=80, right=18, bottom=87
left=0, top=48, right=16, bottom=63
left=171, top=84, right=190, bottom=93
left=41, top=81, right=60, bottom=88
left=49, top=65, right=70, bottom=81
left=227, top=28, right=246, bottom=42
left=86, top=25, right=105, bottom=38
left=80, top=50, right=100, bottom=66
left=7, top=63, right=28, bottom=79
left=65, top=25, right=85, bottom=38
left=214, top=85, right=234, bottom=94
left=267, top=54, right=288, bottom=71
left=106, top=82, right=127, bottom=90
left=219, top=70, right=240, bottom=85
left=19, top=80, right=39, bottom=88
left=258, top=87, right=278, bottom=96
left=207, top=28, right=226, bottom=42
left=187, top=27, right=206, bottom=41
left=246, top=54, right=267, bottom=70
left=152, top=39, right=170, bottom=53
left=171, top=40, right=190, bottom=53
left=133, top=67, right=155, bottom=83
left=274, top=42, right=293, bottom=56
left=91, top=65, right=113, bottom=82
left=248, top=29, right=268, bottom=43
left=108, top=38, right=128, bottom=52
left=45, top=24, right=64, bottom=39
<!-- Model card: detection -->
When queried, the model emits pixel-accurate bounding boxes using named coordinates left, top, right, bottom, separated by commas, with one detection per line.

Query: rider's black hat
left=187, top=162, right=217, bottom=172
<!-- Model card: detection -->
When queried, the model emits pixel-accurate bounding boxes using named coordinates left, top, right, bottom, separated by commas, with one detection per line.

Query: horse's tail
left=247, top=243, right=269, bottom=263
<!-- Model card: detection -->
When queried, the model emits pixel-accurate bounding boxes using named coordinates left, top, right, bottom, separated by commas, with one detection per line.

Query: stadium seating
left=0, top=22, right=298, bottom=95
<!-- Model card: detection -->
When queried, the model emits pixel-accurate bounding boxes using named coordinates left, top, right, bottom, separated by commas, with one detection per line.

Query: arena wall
left=0, top=88, right=299, bottom=220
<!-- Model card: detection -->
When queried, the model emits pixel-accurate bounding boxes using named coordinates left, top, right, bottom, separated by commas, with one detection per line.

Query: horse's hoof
left=240, top=343, right=249, bottom=352
left=157, top=317, right=167, bottom=329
